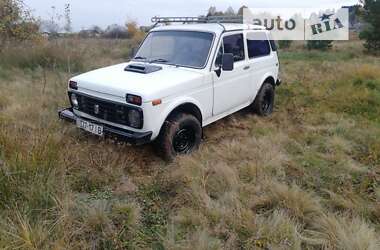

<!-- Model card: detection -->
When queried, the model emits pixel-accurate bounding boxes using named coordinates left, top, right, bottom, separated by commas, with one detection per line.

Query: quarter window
left=223, top=34, right=245, bottom=62
left=247, top=32, right=271, bottom=58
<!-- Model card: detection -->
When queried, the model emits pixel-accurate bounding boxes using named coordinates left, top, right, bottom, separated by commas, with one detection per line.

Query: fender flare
left=250, top=73, right=276, bottom=103
left=260, top=73, right=276, bottom=88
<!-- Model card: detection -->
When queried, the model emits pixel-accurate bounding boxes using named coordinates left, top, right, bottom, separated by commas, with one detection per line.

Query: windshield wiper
left=134, top=56, right=147, bottom=60
left=149, top=58, right=169, bottom=64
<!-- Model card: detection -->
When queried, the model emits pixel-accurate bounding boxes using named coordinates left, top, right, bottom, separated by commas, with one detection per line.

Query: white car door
left=212, top=32, right=252, bottom=116
left=246, top=32, right=279, bottom=101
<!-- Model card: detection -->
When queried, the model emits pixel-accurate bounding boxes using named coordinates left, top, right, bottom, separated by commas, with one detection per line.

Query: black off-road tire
left=156, top=113, right=202, bottom=161
left=252, top=82, right=275, bottom=116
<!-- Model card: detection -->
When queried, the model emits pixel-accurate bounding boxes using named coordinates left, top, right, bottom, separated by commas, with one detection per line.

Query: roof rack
left=151, top=15, right=244, bottom=25
left=207, top=16, right=243, bottom=23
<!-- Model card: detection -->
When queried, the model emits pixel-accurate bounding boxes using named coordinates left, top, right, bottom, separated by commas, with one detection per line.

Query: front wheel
left=156, top=113, right=202, bottom=161
left=252, top=82, right=275, bottom=116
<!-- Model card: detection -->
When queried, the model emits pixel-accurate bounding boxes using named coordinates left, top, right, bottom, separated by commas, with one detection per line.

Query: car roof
left=151, top=23, right=266, bottom=35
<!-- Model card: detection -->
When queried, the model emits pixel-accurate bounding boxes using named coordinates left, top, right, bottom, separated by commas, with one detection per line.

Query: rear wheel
left=252, top=82, right=275, bottom=116
left=156, top=113, right=202, bottom=161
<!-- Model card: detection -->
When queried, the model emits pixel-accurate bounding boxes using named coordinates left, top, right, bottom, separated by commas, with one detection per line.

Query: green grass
left=280, top=50, right=358, bottom=61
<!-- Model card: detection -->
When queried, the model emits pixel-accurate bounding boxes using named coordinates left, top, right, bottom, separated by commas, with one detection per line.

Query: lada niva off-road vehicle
left=59, top=16, right=281, bottom=160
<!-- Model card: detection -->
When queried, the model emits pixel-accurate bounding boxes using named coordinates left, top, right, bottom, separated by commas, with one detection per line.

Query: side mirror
left=222, top=53, right=234, bottom=71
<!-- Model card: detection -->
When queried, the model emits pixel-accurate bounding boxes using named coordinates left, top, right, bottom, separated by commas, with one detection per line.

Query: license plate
left=77, top=119, right=104, bottom=136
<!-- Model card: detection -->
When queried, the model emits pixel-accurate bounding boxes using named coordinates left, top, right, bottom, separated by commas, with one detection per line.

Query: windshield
left=134, top=31, right=214, bottom=68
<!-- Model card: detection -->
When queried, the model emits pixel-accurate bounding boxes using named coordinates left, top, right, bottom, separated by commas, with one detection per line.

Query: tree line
left=0, top=1, right=379, bottom=54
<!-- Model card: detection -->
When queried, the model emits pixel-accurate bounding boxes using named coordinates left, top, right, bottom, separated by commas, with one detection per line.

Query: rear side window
left=247, top=40, right=271, bottom=58
left=223, top=34, right=245, bottom=62
left=246, top=32, right=271, bottom=58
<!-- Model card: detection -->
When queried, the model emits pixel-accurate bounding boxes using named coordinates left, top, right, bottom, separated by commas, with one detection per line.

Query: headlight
left=126, top=94, right=142, bottom=106
left=70, top=93, right=79, bottom=109
left=128, top=109, right=142, bottom=128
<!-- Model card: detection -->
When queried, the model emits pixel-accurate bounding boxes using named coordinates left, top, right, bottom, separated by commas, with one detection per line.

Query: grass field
left=0, top=39, right=379, bottom=249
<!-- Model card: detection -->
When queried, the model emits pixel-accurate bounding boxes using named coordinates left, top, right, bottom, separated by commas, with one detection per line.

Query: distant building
left=38, top=20, right=65, bottom=38
left=41, top=32, right=50, bottom=38
left=78, top=29, right=102, bottom=38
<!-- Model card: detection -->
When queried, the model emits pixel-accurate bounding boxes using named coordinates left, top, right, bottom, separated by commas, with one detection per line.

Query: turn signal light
left=152, top=99, right=162, bottom=106
left=126, top=94, right=142, bottom=106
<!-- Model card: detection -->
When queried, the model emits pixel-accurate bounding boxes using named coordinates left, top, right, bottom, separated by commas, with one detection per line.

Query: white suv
left=59, top=18, right=281, bottom=160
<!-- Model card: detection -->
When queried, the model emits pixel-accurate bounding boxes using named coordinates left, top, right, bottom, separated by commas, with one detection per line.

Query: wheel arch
left=166, top=102, right=203, bottom=124
left=250, top=73, right=277, bottom=105
left=152, top=99, right=204, bottom=140
left=154, top=101, right=203, bottom=161
left=263, top=75, right=276, bottom=87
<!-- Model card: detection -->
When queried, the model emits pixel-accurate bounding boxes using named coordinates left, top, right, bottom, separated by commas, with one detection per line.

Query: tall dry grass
left=0, top=39, right=379, bottom=249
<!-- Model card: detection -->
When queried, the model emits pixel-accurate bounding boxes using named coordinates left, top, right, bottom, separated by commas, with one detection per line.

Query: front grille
left=70, top=93, right=143, bottom=128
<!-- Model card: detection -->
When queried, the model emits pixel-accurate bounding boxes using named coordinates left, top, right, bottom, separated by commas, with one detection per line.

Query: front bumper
left=58, top=108, right=152, bottom=145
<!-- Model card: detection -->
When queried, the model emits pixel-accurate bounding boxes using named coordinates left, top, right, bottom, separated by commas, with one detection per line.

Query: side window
left=223, top=34, right=245, bottom=62
left=246, top=32, right=271, bottom=58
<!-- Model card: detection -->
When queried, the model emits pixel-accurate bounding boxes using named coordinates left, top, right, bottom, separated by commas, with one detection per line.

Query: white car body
left=64, top=23, right=280, bottom=142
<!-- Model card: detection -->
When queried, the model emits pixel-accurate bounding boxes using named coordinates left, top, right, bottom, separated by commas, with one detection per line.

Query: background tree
left=207, top=6, right=224, bottom=17
left=207, top=6, right=217, bottom=16
left=359, top=0, right=380, bottom=54
left=224, top=6, right=235, bottom=16
left=207, top=5, right=248, bottom=17
left=63, top=3, right=72, bottom=33
left=43, top=6, right=61, bottom=35
left=0, top=0, right=39, bottom=50
left=126, top=21, right=145, bottom=45
left=126, top=21, right=138, bottom=38
left=91, top=25, right=102, bottom=35
left=104, top=24, right=128, bottom=39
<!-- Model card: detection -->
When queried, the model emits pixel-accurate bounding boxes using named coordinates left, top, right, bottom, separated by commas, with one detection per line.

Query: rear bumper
left=58, top=108, right=152, bottom=145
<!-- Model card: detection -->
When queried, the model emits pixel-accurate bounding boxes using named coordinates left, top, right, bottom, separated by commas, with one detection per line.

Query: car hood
left=71, top=62, right=205, bottom=102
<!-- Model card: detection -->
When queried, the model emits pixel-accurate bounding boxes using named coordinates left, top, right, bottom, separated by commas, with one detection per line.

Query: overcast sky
left=23, top=0, right=359, bottom=31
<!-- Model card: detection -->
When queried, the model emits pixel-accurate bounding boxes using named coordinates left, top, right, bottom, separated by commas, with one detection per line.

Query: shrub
left=103, top=24, right=128, bottom=39
left=125, top=21, right=146, bottom=48
left=307, top=40, right=333, bottom=50
left=0, top=0, right=40, bottom=51
left=359, top=0, right=380, bottom=54
left=278, top=40, right=292, bottom=49
left=307, top=214, right=380, bottom=250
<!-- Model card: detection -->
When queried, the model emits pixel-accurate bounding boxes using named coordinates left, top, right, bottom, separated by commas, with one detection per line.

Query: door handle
left=243, top=66, right=250, bottom=70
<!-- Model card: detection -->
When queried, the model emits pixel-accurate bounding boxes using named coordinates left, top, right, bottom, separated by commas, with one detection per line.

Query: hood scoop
left=124, top=63, right=162, bottom=74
